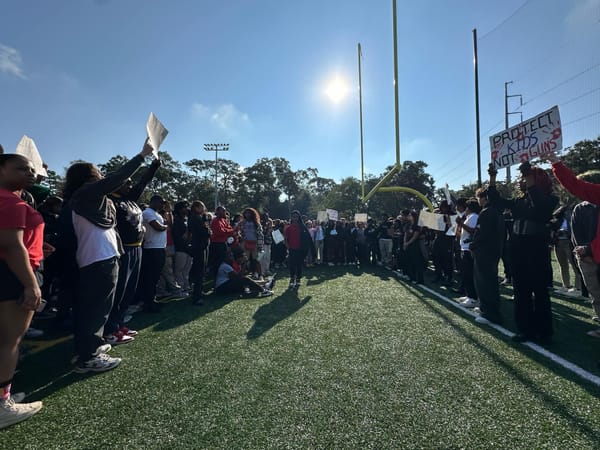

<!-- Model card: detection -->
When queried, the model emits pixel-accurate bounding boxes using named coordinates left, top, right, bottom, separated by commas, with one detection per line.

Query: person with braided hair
left=487, top=161, right=558, bottom=343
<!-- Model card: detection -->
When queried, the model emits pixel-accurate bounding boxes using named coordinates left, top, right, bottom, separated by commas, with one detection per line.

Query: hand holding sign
left=146, top=113, right=168, bottom=159
left=140, top=138, right=155, bottom=159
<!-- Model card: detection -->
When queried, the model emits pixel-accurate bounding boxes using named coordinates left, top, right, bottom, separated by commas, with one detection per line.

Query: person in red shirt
left=284, top=210, right=315, bottom=289
left=0, top=154, right=44, bottom=429
left=209, top=206, right=235, bottom=278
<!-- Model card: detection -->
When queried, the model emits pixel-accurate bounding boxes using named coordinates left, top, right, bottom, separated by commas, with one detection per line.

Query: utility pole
left=203, top=143, right=229, bottom=211
left=473, top=28, right=482, bottom=187
left=504, top=81, right=523, bottom=184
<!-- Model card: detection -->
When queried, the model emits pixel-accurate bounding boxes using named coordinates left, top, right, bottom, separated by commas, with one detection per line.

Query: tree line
left=43, top=136, right=599, bottom=218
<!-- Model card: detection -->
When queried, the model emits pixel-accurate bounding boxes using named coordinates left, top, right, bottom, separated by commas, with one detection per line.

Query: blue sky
left=1, top=0, right=599, bottom=190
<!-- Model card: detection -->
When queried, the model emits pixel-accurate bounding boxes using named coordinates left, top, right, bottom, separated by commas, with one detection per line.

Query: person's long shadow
left=246, top=289, right=311, bottom=340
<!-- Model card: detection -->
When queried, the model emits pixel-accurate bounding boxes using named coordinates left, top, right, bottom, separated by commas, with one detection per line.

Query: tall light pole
left=358, top=42, right=365, bottom=199
left=204, top=143, right=229, bottom=211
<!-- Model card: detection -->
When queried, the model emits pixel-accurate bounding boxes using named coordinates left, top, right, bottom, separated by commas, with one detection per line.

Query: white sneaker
left=74, top=353, right=121, bottom=373
left=0, top=397, right=43, bottom=430
left=473, top=307, right=481, bottom=315
left=258, top=290, right=273, bottom=298
left=458, top=296, right=469, bottom=302
left=566, top=288, right=582, bottom=297
left=461, top=298, right=479, bottom=308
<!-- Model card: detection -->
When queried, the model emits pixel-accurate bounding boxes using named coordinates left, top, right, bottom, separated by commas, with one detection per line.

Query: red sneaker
left=103, top=331, right=134, bottom=345
left=119, top=326, right=138, bottom=337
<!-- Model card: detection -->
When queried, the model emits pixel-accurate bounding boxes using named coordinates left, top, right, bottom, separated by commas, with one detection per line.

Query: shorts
left=0, top=260, right=24, bottom=301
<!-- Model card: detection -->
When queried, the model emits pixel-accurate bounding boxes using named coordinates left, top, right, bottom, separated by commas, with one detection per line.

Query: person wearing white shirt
left=135, top=195, right=167, bottom=312
left=456, top=199, right=480, bottom=308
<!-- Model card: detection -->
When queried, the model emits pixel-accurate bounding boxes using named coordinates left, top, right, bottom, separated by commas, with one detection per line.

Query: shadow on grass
left=407, top=285, right=600, bottom=439
left=246, top=289, right=312, bottom=340
left=14, top=338, right=96, bottom=402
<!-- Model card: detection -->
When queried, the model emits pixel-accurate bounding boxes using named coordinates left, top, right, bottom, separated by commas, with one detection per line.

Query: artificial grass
left=4, top=266, right=600, bottom=449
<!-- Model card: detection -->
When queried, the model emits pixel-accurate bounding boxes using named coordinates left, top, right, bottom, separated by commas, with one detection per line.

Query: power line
left=560, top=87, right=600, bottom=108
left=478, top=0, right=533, bottom=40
left=563, top=111, right=600, bottom=127
left=428, top=119, right=504, bottom=175
left=519, top=64, right=600, bottom=107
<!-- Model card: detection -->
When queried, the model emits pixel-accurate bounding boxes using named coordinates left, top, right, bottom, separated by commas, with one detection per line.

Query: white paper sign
left=326, top=208, right=339, bottom=221
left=354, top=213, right=368, bottom=223
left=445, top=215, right=460, bottom=236
left=272, top=229, right=284, bottom=245
left=418, top=210, right=454, bottom=232
left=15, top=135, right=47, bottom=177
left=317, top=211, right=328, bottom=223
left=444, top=184, right=452, bottom=205
left=146, top=112, right=169, bottom=158
left=490, top=105, right=562, bottom=169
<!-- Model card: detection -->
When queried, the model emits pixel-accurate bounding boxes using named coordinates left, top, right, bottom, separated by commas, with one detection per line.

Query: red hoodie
left=210, top=217, right=234, bottom=243
left=552, top=161, right=600, bottom=205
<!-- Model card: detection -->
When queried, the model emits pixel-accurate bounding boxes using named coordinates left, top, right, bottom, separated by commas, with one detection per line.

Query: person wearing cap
left=488, top=161, right=558, bottom=343
left=214, top=247, right=273, bottom=297
left=135, top=194, right=168, bottom=313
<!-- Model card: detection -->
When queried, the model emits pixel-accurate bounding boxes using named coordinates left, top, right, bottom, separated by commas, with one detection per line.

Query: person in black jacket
left=488, top=162, right=558, bottom=343
left=104, top=158, right=160, bottom=343
left=471, top=187, right=505, bottom=325
left=188, top=201, right=211, bottom=305
left=63, top=139, right=154, bottom=373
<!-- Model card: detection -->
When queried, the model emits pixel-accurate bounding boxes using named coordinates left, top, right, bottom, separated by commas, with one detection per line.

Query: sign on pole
left=490, top=105, right=562, bottom=169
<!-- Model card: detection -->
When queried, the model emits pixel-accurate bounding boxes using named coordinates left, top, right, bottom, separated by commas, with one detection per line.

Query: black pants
left=511, top=236, right=553, bottom=339
left=136, top=248, right=166, bottom=306
left=208, top=242, right=228, bottom=278
left=405, top=242, right=424, bottom=283
left=473, top=252, right=501, bottom=322
left=74, top=257, right=119, bottom=361
left=288, top=249, right=305, bottom=280
left=190, top=248, right=208, bottom=300
left=433, top=235, right=454, bottom=280
left=106, top=246, right=142, bottom=334
left=216, top=277, right=263, bottom=295
left=461, top=251, right=477, bottom=299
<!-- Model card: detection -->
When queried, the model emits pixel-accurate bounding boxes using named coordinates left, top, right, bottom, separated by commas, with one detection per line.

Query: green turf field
left=4, top=266, right=600, bottom=449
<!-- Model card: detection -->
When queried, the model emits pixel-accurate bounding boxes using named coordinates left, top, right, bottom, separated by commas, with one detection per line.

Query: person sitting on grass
left=215, top=247, right=274, bottom=298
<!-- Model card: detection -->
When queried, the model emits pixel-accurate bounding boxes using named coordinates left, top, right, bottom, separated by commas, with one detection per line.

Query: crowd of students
left=1, top=140, right=599, bottom=430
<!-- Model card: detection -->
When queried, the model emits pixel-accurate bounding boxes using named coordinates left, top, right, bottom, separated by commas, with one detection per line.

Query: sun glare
left=325, top=76, right=349, bottom=103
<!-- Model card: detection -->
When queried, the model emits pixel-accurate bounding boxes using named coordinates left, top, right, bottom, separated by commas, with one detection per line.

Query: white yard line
left=417, top=283, right=600, bottom=387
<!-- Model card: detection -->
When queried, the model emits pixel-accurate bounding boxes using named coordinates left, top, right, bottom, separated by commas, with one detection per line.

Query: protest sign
left=272, top=229, right=284, bottom=244
left=354, top=213, right=368, bottom=223
left=418, top=210, right=455, bottom=232
left=146, top=112, right=169, bottom=158
left=490, top=105, right=562, bottom=169
left=16, top=135, right=47, bottom=177
left=317, top=211, right=328, bottom=223
left=326, top=208, right=339, bottom=221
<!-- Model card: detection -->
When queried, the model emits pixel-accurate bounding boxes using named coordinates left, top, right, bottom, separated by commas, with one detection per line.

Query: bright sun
left=325, top=76, right=349, bottom=103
